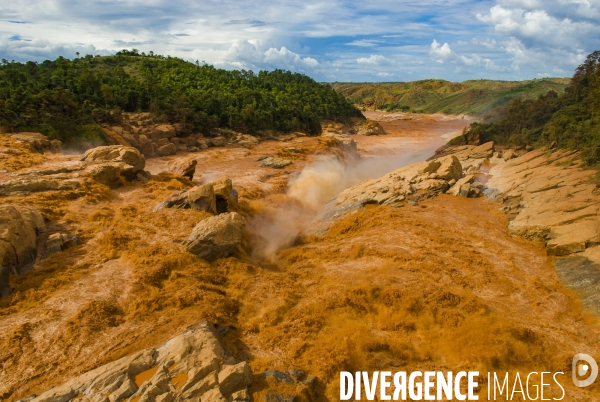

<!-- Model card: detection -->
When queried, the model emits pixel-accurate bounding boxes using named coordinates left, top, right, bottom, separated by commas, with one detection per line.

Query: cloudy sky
left=1, top=0, right=599, bottom=82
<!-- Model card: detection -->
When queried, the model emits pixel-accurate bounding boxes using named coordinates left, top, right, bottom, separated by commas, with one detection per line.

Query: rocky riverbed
left=1, top=112, right=599, bottom=401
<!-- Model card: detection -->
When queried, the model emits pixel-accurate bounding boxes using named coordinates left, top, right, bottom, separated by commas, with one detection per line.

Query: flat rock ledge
left=22, top=321, right=252, bottom=402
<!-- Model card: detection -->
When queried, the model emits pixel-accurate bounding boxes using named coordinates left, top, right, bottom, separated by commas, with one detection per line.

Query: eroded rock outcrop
left=9, top=132, right=62, bottom=154
left=186, top=213, right=245, bottom=262
left=0, top=206, right=46, bottom=297
left=485, top=149, right=600, bottom=256
left=28, top=321, right=252, bottom=402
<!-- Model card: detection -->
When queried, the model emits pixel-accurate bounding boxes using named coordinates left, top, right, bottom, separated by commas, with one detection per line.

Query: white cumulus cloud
left=356, top=55, right=393, bottom=65
left=430, top=39, right=453, bottom=60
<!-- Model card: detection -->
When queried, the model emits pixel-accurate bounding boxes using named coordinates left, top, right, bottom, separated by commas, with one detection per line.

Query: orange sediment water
left=132, top=366, right=158, bottom=387
left=2, top=113, right=599, bottom=401
left=170, top=372, right=189, bottom=389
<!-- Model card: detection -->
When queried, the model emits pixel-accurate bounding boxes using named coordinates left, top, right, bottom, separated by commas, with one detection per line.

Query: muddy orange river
left=1, top=112, right=599, bottom=401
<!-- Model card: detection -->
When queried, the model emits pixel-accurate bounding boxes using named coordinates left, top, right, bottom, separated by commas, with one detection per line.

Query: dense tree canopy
left=0, top=50, right=363, bottom=145
left=456, top=51, right=600, bottom=164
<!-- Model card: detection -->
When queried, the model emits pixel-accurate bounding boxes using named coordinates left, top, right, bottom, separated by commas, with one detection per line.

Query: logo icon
left=572, top=353, right=598, bottom=387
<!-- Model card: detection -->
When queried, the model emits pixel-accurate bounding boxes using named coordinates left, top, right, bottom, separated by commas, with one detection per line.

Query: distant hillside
left=452, top=51, right=600, bottom=165
left=0, top=50, right=362, bottom=146
left=331, top=79, right=570, bottom=117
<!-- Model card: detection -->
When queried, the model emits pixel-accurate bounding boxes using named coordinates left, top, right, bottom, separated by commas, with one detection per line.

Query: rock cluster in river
left=24, top=321, right=253, bottom=402
left=313, top=139, right=600, bottom=262
left=154, top=176, right=245, bottom=262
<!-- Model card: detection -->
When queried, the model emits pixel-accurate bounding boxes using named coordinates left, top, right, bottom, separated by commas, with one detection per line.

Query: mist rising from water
left=247, top=143, right=440, bottom=262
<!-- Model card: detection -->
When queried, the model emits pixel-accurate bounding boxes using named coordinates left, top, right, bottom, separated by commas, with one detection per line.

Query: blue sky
left=1, top=0, right=599, bottom=82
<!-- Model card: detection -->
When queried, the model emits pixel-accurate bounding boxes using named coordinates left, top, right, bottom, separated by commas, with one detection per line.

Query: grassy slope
left=332, top=78, right=570, bottom=116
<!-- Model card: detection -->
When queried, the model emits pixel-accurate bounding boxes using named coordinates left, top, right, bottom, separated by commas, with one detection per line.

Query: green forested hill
left=454, top=51, right=600, bottom=165
left=332, top=79, right=569, bottom=117
left=0, top=50, right=362, bottom=145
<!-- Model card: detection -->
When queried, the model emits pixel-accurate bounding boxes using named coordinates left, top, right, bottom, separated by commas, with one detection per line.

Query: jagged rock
left=44, top=233, right=80, bottom=256
left=157, top=138, right=170, bottom=147
left=0, top=206, right=46, bottom=297
left=186, top=213, right=245, bottom=262
left=210, top=137, right=227, bottom=147
left=435, top=156, right=462, bottom=181
left=260, top=158, right=292, bottom=169
left=31, top=321, right=252, bottom=402
left=169, top=157, right=198, bottom=180
left=157, top=143, right=177, bottom=157
left=469, top=141, right=495, bottom=159
left=218, top=363, right=252, bottom=395
left=9, top=132, right=62, bottom=153
left=356, top=120, right=385, bottom=136
left=447, top=175, right=475, bottom=196
left=0, top=178, right=80, bottom=196
left=153, top=183, right=216, bottom=214
left=212, top=176, right=235, bottom=213
left=459, top=183, right=472, bottom=197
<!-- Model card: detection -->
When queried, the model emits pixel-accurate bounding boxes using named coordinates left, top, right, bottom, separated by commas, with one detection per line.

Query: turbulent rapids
left=1, top=112, right=599, bottom=401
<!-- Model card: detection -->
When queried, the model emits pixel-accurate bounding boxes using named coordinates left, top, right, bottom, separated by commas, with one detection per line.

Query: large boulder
left=88, top=162, right=136, bottom=189
left=436, top=156, right=463, bottom=181
left=186, top=213, right=245, bottom=262
left=0, top=206, right=46, bottom=297
left=30, top=321, right=253, bottom=402
left=169, top=157, right=198, bottom=180
left=81, top=146, right=145, bottom=173
left=81, top=146, right=146, bottom=187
